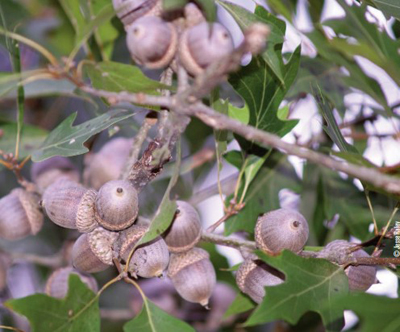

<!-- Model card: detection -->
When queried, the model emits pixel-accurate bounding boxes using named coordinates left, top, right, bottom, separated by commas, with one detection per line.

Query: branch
left=183, top=103, right=400, bottom=195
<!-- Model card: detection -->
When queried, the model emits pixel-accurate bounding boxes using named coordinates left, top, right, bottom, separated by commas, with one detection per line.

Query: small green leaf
left=163, top=0, right=216, bottom=21
left=31, top=109, right=134, bottom=162
left=124, top=299, right=194, bottom=332
left=245, top=250, right=348, bottom=331
left=225, top=152, right=301, bottom=235
left=163, top=0, right=187, bottom=11
left=330, top=293, right=400, bottom=332
left=85, top=61, right=169, bottom=94
left=228, top=103, right=250, bottom=124
left=5, top=275, right=100, bottom=332
left=224, top=292, right=255, bottom=318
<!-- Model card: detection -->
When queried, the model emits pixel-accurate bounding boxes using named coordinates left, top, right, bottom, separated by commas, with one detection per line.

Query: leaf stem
left=374, top=204, right=399, bottom=254
left=0, top=325, right=25, bottom=332
left=364, top=190, right=378, bottom=235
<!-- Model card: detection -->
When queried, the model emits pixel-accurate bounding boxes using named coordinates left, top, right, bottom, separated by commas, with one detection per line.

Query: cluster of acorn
left=112, top=0, right=234, bottom=74
left=237, top=209, right=377, bottom=303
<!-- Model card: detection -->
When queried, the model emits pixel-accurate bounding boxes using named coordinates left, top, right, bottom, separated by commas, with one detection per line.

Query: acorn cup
left=72, top=233, right=111, bottom=273
left=45, top=267, right=98, bottom=298
left=317, top=240, right=377, bottom=292
left=120, top=225, right=170, bottom=278
left=126, top=16, right=178, bottom=69
left=83, top=137, right=133, bottom=190
left=95, top=180, right=139, bottom=231
left=0, top=188, right=44, bottom=241
left=236, top=256, right=284, bottom=304
left=112, top=0, right=162, bottom=27
left=42, top=179, right=98, bottom=230
left=255, top=208, right=309, bottom=255
left=162, top=201, right=202, bottom=253
left=167, top=247, right=216, bottom=307
left=179, top=22, right=234, bottom=76
left=30, top=156, right=80, bottom=191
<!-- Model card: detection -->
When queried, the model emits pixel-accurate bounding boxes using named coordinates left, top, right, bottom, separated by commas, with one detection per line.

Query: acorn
left=255, top=208, right=309, bottom=255
left=126, top=16, right=178, bottom=69
left=45, top=267, right=98, bottom=298
left=317, top=240, right=377, bottom=292
left=42, top=179, right=97, bottom=230
left=120, top=225, right=170, bottom=278
left=236, top=256, right=284, bottom=304
left=167, top=247, right=216, bottom=307
left=87, top=227, right=119, bottom=265
left=162, top=201, right=202, bottom=253
left=95, top=180, right=139, bottom=231
left=72, top=233, right=110, bottom=273
left=179, top=22, right=234, bottom=76
left=0, top=188, right=43, bottom=241
left=30, top=156, right=80, bottom=191
left=83, top=137, right=133, bottom=190
left=112, top=0, right=162, bottom=27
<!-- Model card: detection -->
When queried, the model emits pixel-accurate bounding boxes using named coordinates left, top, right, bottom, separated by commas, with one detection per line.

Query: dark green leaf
left=85, top=61, right=168, bottom=94
left=5, top=275, right=100, bottom=332
left=229, top=47, right=301, bottom=152
left=162, top=0, right=216, bottom=21
left=245, top=250, right=348, bottom=331
left=372, top=0, right=400, bottom=21
left=124, top=299, right=194, bottom=332
left=163, top=0, right=188, bottom=11
left=31, top=109, right=135, bottom=162
left=224, top=292, right=255, bottom=318
left=225, top=152, right=301, bottom=236
left=331, top=293, right=400, bottom=332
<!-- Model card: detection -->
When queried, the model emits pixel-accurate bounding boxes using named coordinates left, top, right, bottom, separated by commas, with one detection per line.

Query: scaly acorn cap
left=0, top=188, right=43, bottom=241
left=236, top=256, right=284, bottom=303
left=76, top=189, right=98, bottom=233
left=162, top=201, right=202, bottom=253
left=72, top=233, right=110, bottom=273
left=120, top=225, right=170, bottom=278
left=255, top=208, right=309, bottom=255
left=87, top=227, right=119, bottom=265
left=45, top=267, right=98, bottom=298
left=168, top=247, right=216, bottom=307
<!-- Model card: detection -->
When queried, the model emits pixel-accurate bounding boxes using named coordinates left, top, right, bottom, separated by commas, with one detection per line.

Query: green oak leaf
left=5, top=274, right=100, bottom=332
left=31, top=109, right=134, bottom=162
left=124, top=299, right=194, bottom=332
left=245, top=250, right=348, bottom=332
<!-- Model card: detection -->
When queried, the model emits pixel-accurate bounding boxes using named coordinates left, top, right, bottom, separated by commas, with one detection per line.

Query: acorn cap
left=42, top=179, right=87, bottom=229
left=45, top=267, right=98, bottom=298
left=83, top=137, right=133, bottom=190
left=163, top=201, right=202, bottom=253
left=76, top=189, right=98, bottom=233
left=95, top=180, right=139, bottom=231
left=236, top=256, right=284, bottom=304
left=168, top=248, right=216, bottom=307
left=255, top=208, right=309, bottom=255
left=87, top=227, right=119, bottom=265
left=0, top=188, right=44, bottom=241
left=72, top=234, right=110, bottom=273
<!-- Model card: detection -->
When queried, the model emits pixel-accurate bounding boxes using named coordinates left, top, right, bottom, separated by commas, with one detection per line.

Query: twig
left=201, top=232, right=256, bottom=250
left=184, top=103, right=400, bottom=195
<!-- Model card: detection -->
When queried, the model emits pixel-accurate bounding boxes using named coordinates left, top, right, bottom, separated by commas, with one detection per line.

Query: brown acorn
left=87, top=227, right=119, bottom=266
left=179, top=22, right=234, bottom=76
left=236, top=256, right=284, bottom=303
left=112, top=0, right=162, bottom=27
left=255, top=208, right=309, bottom=255
left=167, top=247, right=216, bottom=307
left=126, top=16, right=178, bottom=69
left=31, top=156, right=80, bottom=191
left=42, top=179, right=98, bottom=230
left=317, top=240, right=376, bottom=292
left=120, top=225, right=170, bottom=278
left=83, top=137, right=133, bottom=190
left=45, top=267, right=98, bottom=298
left=0, top=188, right=43, bottom=241
left=162, top=201, right=202, bottom=253
left=95, top=180, right=139, bottom=231
left=72, top=233, right=110, bottom=273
